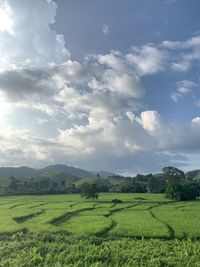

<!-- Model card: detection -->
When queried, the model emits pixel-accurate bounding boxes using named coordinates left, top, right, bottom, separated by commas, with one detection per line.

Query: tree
left=60, top=180, right=66, bottom=188
left=8, top=176, right=19, bottom=191
left=147, top=175, right=165, bottom=193
left=163, top=166, right=200, bottom=201
left=80, top=183, right=99, bottom=199
left=162, top=166, right=185, bottom=185
left=121, top=178, right=147, bottom=193
left=166, top=182, right=200, bottom=201
left=68, top=183, right=78, bottom=194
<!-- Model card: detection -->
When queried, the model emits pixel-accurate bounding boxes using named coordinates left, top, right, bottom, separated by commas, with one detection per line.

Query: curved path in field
left=97, top=202, right=144, bottom=237
left=28, top=202, right=48, bottom=209
left=9, top=202, right=33, bottom=209
left=0, top=201, right=14, bottom=206
left=9, top=200, right=176, bottom=239
left=13, top=209, right=45, bottom=223
left=148, top=203, right=175, bottom=239
left=50, top=206, right=95, bottom=226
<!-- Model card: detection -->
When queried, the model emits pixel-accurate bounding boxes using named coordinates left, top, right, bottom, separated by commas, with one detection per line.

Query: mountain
left=39, top=165, right=95, bottom=179
left=187, top=170, right=200, bottom=180
left=36, top=172, right=79, bottom=186
left=0, top=166, right=37, bottom=178
left=0, top=164, right=95, bottom=179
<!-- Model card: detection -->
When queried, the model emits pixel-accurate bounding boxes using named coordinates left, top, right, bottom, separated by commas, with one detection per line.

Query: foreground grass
left=0, top=232, right=200, bottom=267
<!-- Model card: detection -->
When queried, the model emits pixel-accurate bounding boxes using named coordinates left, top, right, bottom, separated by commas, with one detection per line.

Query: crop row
left=0, top=194, right=200, bottom=239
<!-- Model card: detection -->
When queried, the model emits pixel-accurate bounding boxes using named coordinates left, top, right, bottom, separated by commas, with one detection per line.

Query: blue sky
left=53, top=0, right=200, bottom=121
left=0, top=0, right=200, bottom=175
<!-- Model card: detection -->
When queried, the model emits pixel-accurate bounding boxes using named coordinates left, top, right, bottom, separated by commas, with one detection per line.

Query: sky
left=0, top=0, right=200, bottom=175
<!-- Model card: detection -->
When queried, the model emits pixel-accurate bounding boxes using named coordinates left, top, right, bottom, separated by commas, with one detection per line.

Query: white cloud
left=0, top=1, right=14, bottom=35
left=101, top=71, right=144, bottom=97
left=97, top=51, right=128, bottom=72
left=170, top=92, right=182, bottom=102
left=140, top=111, right=162, bottom=133
left=126, top=45, right=167, bottom=75
left=177, top=80, right=196, bottom=93
left=162, top=36, right=200, bottom=72
left=0, top=0, right=70, bottom=71
left=170, top=80, right=196, bottom=102
left=192, top=117, right=200, bottom=125
left=1, top=1, right=200, bottom=173
left=102, top=25, right=110, bottom=35
left=171, top=62, right=191, bottom=72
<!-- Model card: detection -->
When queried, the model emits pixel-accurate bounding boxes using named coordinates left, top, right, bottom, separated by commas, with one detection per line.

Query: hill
left=0, top=166, right=37, bottom=178
left=40, top=164, right=95, bottom=179
left=187, top=170, right=200, bottom=180
left=0, top=164, right=95, bottom=179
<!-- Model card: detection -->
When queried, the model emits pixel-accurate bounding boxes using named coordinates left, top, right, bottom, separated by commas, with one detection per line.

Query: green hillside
left=0, top=164, right=96, bottom=179
left=187, top=169, right=200, bottom=180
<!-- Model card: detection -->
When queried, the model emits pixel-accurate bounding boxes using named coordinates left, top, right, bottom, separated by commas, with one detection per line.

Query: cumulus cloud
left=0, top=68, right=55, bottom=100
left=126, top=45, right=167, bottom=75
left=0, top=0, right=70, bottom=70
left=139, top=111, right=163, bottom=133
left=46, top=108, right=200, bottom=173
left=1, top=0, right=200, bottom=173
left=0, top=1, right=14, bottom=35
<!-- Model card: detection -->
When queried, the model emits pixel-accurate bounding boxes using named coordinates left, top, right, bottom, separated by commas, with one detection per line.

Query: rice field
left=0, top=193, right=200, bottom=239
left=1, top=193, right=200, bottom=266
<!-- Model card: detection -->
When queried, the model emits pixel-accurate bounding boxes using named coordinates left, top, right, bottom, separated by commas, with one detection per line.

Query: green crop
left=1, top=193, right=200, bottom=266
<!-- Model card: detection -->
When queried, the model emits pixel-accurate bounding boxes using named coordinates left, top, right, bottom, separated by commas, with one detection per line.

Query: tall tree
left=80, top=183, right=99, bottom=199
left=162, top=166, right=185, bottom=185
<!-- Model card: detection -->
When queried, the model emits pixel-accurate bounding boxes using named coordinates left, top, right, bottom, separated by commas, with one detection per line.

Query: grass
left=1, top=233, right=200, bottom=266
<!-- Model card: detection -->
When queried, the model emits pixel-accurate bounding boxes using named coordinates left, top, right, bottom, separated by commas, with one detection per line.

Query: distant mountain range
left=0, top=164, right=116, bottom=179
left=0, top=164, right=199, bottom=181
left=0, top=164, right=199, bottom=196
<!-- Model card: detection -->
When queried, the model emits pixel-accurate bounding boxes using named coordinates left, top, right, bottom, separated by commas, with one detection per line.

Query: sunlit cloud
left=0, top=0, right=200, bottom=173
left=0, top=1, right=14, bottom=35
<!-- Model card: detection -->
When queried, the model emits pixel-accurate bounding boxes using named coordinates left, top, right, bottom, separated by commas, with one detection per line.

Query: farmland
left=1, top=193, right=200, bottom=266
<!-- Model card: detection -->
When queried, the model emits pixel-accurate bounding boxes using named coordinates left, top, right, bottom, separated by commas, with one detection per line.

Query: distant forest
left=0, top=165, right=200, bottom=200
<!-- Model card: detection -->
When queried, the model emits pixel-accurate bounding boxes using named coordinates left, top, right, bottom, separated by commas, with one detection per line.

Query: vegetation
left=0, top=193, right=199, bottom=238
left=80, top=182, right=99, bottom=199
left=0, top=193, right=200, bottom=265
left=163, top=167, right=200, bottom=200
left=1, top=165, right=200, bottom=265
left=2, top=233, right=200, bottom=267
left=1, top=165, right=200, bottom=200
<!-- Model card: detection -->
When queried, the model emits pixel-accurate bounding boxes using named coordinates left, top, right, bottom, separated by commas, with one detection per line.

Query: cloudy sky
left=0, top=0, right=200, bottom=174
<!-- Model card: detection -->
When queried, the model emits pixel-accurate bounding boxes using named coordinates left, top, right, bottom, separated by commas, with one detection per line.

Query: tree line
left=1, top=166, right=200, bottom=201
left=80, top=167, right=200, bottom=201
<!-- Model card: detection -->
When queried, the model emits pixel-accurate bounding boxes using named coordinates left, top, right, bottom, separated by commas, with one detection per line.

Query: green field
left=1, top=193, right=200, bottom=266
